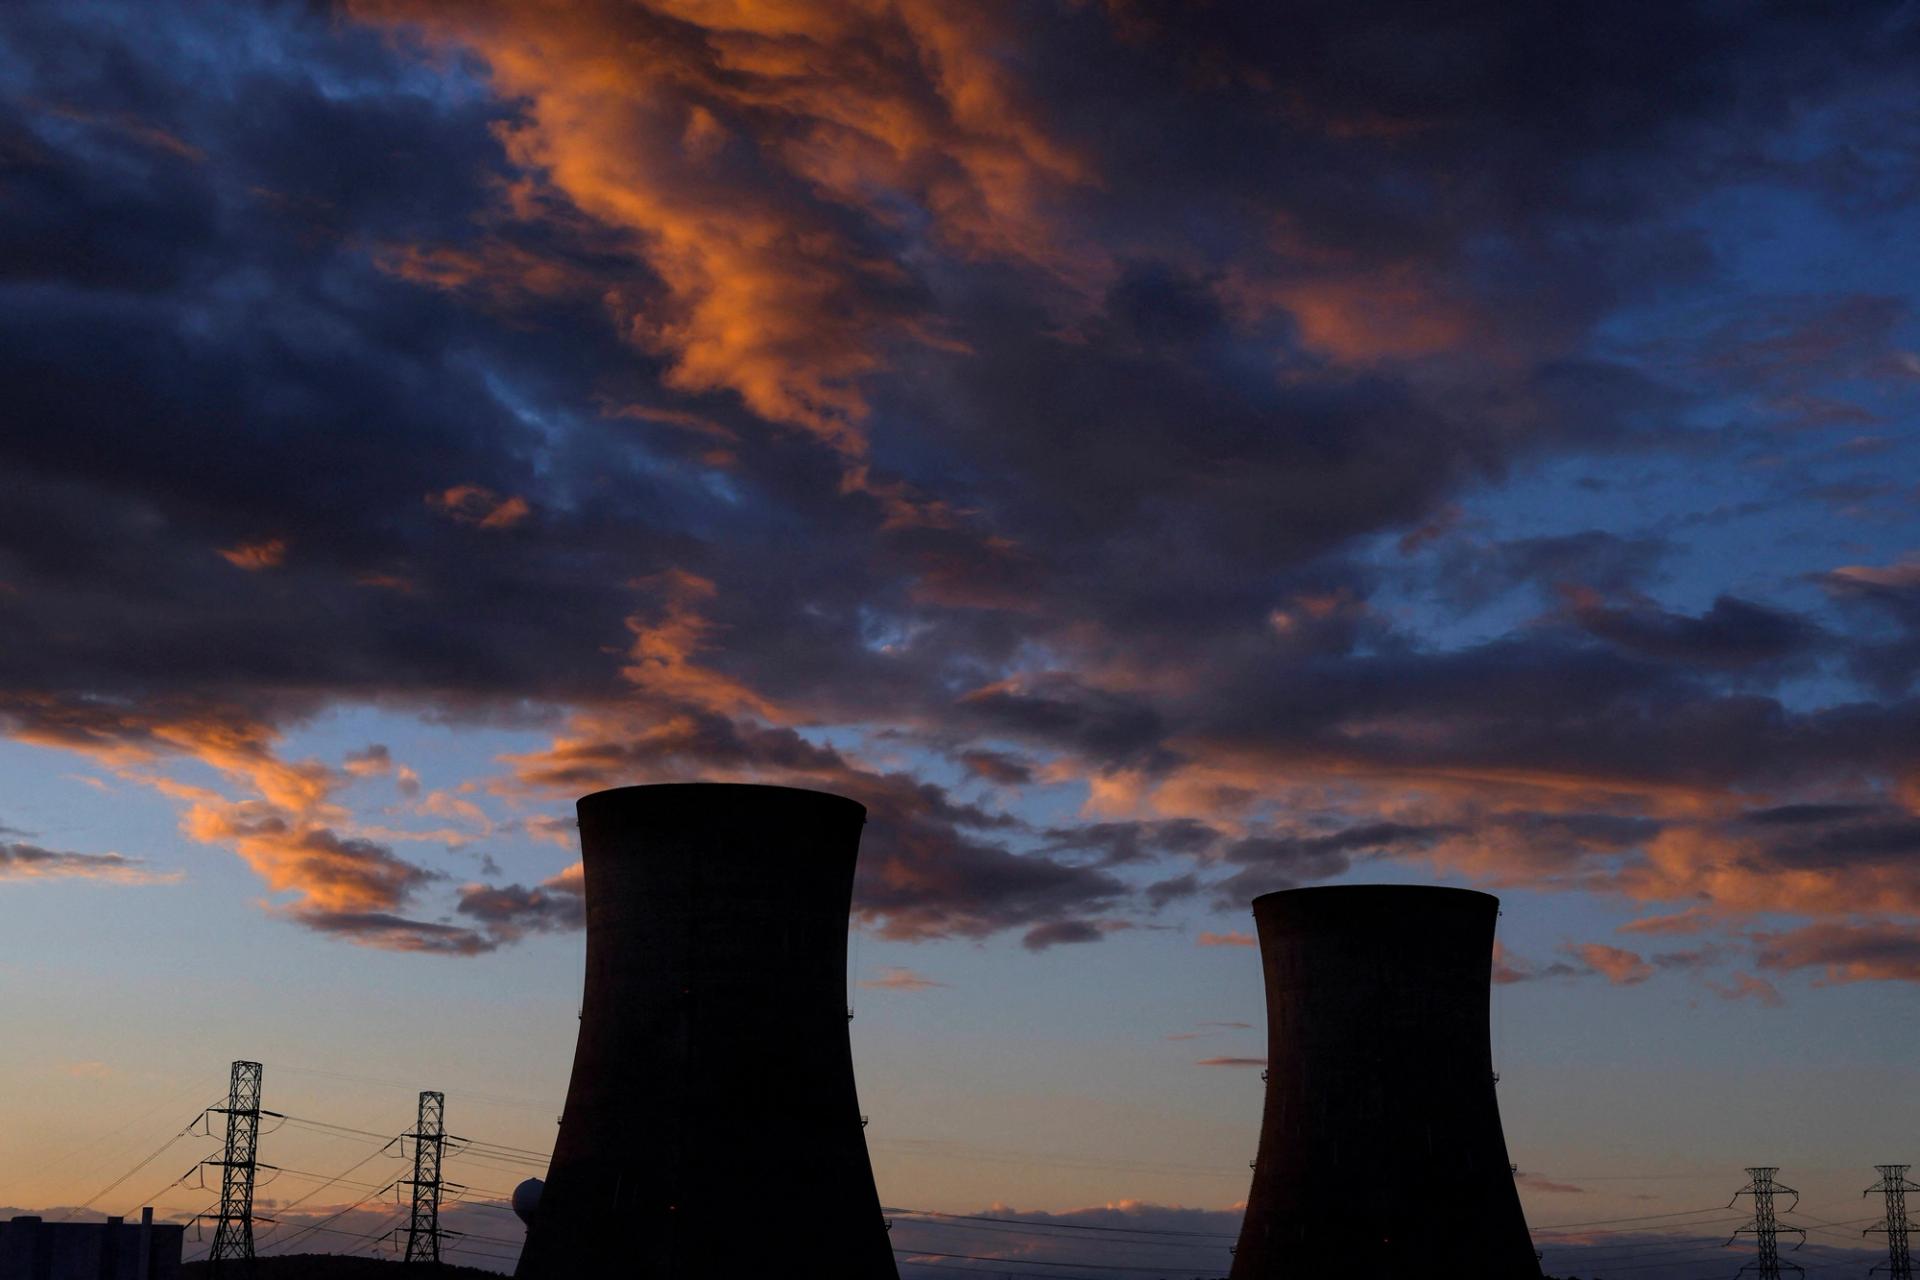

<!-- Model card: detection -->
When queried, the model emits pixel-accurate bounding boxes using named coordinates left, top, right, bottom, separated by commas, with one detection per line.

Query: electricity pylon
left=206, top=1061, right=275, bottom=1274
left=1728, top=1166, right=1806, bottom=1280
left=1866, top=1164, right=1920, bottom=1280
left=402, top=1090, right=460, bottom=1264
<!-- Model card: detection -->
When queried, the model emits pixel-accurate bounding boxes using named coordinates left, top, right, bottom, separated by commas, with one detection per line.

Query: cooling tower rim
left=577, top=781, right=868, bottom=822
left=1250, top=883, right=1498, bottom=911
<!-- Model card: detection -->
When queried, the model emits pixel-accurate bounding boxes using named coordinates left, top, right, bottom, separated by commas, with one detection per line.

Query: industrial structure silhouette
left=1228, top=885, right=1540, bottom=1278
left=512, top=783, right=897, bottom=1278
left=23, top=783, right=1917, bottom=1279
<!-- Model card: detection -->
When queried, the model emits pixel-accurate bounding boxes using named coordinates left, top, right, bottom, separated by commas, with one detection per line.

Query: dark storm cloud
left=502, top=700, right=1128, bottom=944
left=854, top=817, right=1130, bottom=946
left=455, top=878, right=585, bottom=939
left=1756, top=921, right=1920, bottom=984
left=1819, top=559, right=1920, bottom=694
left=1021, top=920, right=1105, bottom=951
left=957, top=749, right=1035, bottom=786
left=1171, top=631, right=1920, bottom=797
left=1209, top=823, right=1454, bottom=905
left=284, top=907, right=497, bottom=956
left=0, top=840, right=173, bottom=884
left=1427, top=531, right=1674, bottom=613
left=1692, top=293, right=1920, bottom=402
left=1565, top=594, right=1825, bottom=670
left=1729, top=804, right=1920, bottom=870
left=3, top=0, right=1919, bottom=957
left=1038, top=819, right=1220, bottom=867
left=956, top=676, right=1175, bottom=773
left=1143, top=873, right=1201, bottom=910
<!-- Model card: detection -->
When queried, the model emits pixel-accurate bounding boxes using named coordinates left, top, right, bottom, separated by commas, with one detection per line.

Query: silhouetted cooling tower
left=1229, top=885, right=1540, bottom=1279
left=515, top=783, right=898, bottom=1279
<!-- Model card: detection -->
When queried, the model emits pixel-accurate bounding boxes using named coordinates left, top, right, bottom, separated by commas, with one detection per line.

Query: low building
left=0, top=1209, right=183, bottom=1280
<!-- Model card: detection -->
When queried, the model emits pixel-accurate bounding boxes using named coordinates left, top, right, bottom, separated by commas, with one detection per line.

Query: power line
left=894, top=1248, right=1223, bottom=1275
left=1, top=1080, right=223, bottom=1209
left=872, top=1137, right=1244, bottom=1181
left=1539, top=1221, right=1750, bottom=1261
left=249, top=1141, right=405, bottom=1252
left=57, top=1111, right=214, bottom=1223
left=1532, top=1203, right=1750, bottom=1231
left=262, top=1062, right=561, bottom=1115
left=889, top=1206, right=1235, bottom=1241
left=255, top=1174, right=400, bottom=1256
left=899, top=1261, right=1223, bottom=1280
left=893, top=1216, right=1230, bottom=1251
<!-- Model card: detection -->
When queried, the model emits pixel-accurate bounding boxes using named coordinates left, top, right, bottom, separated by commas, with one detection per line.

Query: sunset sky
left=3, top=2, right=1919, bottom=1275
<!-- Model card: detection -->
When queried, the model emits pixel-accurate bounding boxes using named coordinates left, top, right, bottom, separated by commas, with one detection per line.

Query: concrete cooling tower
left=515, top=783, right=898, bottom=1279
left=1229, top=885, right=1541, bottom=1279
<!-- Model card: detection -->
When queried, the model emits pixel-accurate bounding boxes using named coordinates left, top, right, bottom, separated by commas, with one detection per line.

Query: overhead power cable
left=898, top=1261, right=1223, bottom=1280
left=895, top=1247, right=1222, bottom=1275
left=250, top=1140, right=404, bottom=1251
left=255, top=1175, right=401, bottom=1255
left=894, top=1215, right=1230, bottom=1250
left=887, top=1206, right=1236, bottom=1240
left=1532, top=1203, right=1751, bottom=1231
left=263, top=1062, right=561, bottom=1114
left=60, top=1108, right=219, bottom=1222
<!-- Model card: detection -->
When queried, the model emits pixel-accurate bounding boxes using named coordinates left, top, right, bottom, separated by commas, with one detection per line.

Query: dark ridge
left=180, top=1257, right=500, bottom=1278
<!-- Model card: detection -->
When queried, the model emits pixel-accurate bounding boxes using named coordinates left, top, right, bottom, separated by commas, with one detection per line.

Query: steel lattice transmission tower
left=403, top=1091, right=449, bottom=1264
left=206, top=1061, right=265, bottom=1273
left=1728, top=1166, right=1806, bottom=1280
left=1865, top=1164, right=1920, bottom=1279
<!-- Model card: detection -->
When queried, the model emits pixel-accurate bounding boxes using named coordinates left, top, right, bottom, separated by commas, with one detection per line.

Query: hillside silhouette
left=180, top=1256, right=498, bottom=1279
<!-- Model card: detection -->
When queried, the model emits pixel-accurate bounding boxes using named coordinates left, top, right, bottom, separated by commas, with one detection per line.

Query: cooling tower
left=1229, top=885, right=1540, bottom=1279
left=515, top=783, right=898, bottom=1279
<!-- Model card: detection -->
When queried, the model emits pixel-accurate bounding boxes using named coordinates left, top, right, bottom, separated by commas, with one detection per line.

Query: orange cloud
left=1491, top=939, right=1533, bottom=984
left=1572, top=942, right=1654, bottom=986
left=373, top=238, right=609, bottom=310
left=426, top=484, right=531, bottom=529
left=1272, top=268, right=1475, bottom=363
left=218, top=538, right=287, bottom=570
left=1622, top=821, right=1920, bottom=920
left=1516, top=1173, right=1586, bottom=1194
left=342, top=744, right=394, bottom=778
left=1196, top=930, right=1255, bottom=947
left=1709, top=972, right=1785, bottom=1006
left=859, top=966, right=948, bottom=992
left=616, top=569, right=778, bottom=719
left=353, top=571, right=417, bottom=593
left=522, top=815, right=577, bottom=849
left=1219, top=217, right=1483, bottom=364
left=44, top=104, right=206, bottom=163
left=183, top=800, right=432, bottom=913
left=351, top=0, right=1098, bottom=452
left=1618, top=906, right=1716, bottom=935
left=0, top=698, right=466, bottom=948
left=1824, top=557, right=1920, bottom=591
